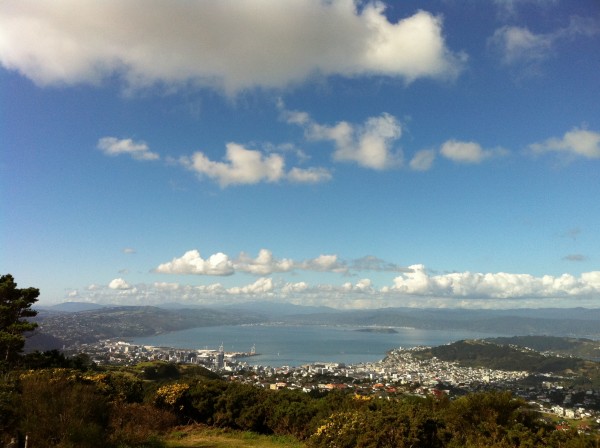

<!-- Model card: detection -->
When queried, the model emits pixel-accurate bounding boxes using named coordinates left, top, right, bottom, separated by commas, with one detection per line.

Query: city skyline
left=2, top=0, right=600, bottom=309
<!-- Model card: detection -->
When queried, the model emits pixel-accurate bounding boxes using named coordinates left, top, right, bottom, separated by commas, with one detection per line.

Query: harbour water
left=131, top=325, right=502, bottom=367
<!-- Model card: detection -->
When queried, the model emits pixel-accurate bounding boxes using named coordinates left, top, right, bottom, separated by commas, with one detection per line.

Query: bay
left=131, top=325, right=503, bottom=367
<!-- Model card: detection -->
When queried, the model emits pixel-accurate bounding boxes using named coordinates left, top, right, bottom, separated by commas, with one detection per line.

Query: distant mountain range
left=28, top=305, right=266, bottom=351
left=42, top=301, right=108, bottom=312
left=38, top=300, right=335, bottom=316
left=27, top=302, right=600, bottom=353
left=277, top=307, right=600, bottom=338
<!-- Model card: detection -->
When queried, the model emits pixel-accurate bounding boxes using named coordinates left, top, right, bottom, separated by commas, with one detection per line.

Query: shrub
left=108, top=402, right=176, bottom=447
left=17, top=369, right=110, bottom=447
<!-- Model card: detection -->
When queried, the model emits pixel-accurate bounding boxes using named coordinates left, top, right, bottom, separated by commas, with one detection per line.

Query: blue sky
left=2, top=0, right=600, bottom=309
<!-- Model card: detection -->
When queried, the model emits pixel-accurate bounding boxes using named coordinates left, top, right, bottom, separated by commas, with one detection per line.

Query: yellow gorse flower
left=155, top=383, right=190, bottom=406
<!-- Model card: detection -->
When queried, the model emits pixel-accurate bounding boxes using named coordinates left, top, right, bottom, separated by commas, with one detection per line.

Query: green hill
left=413, top=339, right=586, bottom=373
left=485, top=335, right=600, bottom=361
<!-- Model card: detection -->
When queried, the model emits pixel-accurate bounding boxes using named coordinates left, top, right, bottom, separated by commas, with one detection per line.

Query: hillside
left=485, top=335, right=600, bottom=361
left=412, top=339, right=597, bottom=375
left=27, top=306, right=266, bottom=350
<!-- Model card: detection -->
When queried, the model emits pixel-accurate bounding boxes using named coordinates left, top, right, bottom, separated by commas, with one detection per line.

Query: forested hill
left=411, top=339, right=599, bottom=376
left=485, top=335, right=600, bottom=361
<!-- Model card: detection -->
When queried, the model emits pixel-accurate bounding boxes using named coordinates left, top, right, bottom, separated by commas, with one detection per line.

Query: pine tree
left=0, top=274, right=39, bottom=368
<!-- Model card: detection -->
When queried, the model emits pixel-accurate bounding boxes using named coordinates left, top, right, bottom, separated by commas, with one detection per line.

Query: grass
left=163, top=425, right=306, bottom=448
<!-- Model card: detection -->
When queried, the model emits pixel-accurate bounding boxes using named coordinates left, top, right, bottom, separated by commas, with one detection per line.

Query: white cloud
left=155, top=250, right=234, bottom=276
left=490, top=26, right=552, bottom=66
left=155, top=248, right=394, bottom=277
left=73, top=264, right=600, bottom=308
left=440, top=139, right=505, bottom=164
left=97, top=137, right=159, bottom=161
left=195, top=283, right=226, bottom=294
left=181, top=143, right=285, bottom=187
left=302, top=254, right=348, bottom=273
left=281, top=105, right=403, bottom=170
left=0, top=1, right=464, bottom=94
left=108, top=278, right=131, bottom=290
left=153, top=282, right=181, bottom=291
left=122, top=247, right=136, bottom=254
left=529, top=127, right=600, bottom=159
left=490, top=17, right=599, bottom=69
left=389, top=264, right=600, bottom=299
left=287, top=167, right=332, bottom=184
left=341, top=278, right=374, bottom=293
left=409, top=149, right=436, bottom=171
left=180, top=142, right=330, bottom=187
left=227, top=277, right=274, bottom=295
left=235, top=249, right=295, bottom=276
left=281, top=281, right=309, bottom=294
left=330, top=113, right=403, bottom=169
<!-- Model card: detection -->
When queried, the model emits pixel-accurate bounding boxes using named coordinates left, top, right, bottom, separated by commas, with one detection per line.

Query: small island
left=355, top=327, right=398, bottom=334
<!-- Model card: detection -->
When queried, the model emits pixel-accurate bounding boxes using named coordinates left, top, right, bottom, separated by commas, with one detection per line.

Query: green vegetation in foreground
left=164, top=425, right=305, bottom=448
left=3, top=361, right=600, bottom=447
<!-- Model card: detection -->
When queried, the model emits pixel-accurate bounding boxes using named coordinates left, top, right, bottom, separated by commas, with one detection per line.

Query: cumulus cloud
left=490, top=17, right=599, bottom=70
left=155, top=250, right=234, bottom=276
left=156, top=249, right=408, bottom=277
left=409, top=149, right=436, bottom=171
left=108, top=278, right=131, bottom=290
left=302, top=254, right=348, bottom=273
left=281, top=104, right=403, bottom=169
left=235, top=250, right=349, bottom=275
left=281, top=281, right=310, bottom=294
left=97, top=137, right=159, bottom=161
left=328, top=113, right=403, bottom=169
left=72, top=264, right=600, bottom=308
left=227, top=277, right=274, bottom=295
left=235, top=249, right=295, bottom=276
left=180, top=143, right=285, bottom=187
left=389, top=264, right=600, bottom=299
left=341, top=278, right=374, bottom=293
left=440, top=139, right=505, bottom=164
left=180, top=142, right=330, bottom=187
left=0, top=1, right=464, bottom=94
left=529, top=127, right=600, bottom=159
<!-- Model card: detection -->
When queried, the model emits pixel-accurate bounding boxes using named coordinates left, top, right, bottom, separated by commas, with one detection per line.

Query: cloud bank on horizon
left=2, top=0, right=599, bottom=309
left=73, top=247, right=600, bottom=309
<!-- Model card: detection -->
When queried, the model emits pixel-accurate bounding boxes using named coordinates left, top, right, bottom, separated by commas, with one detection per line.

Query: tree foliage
left=2, top=360, right=599, bottom=447
left=0, top=274, right=39, bottom=367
